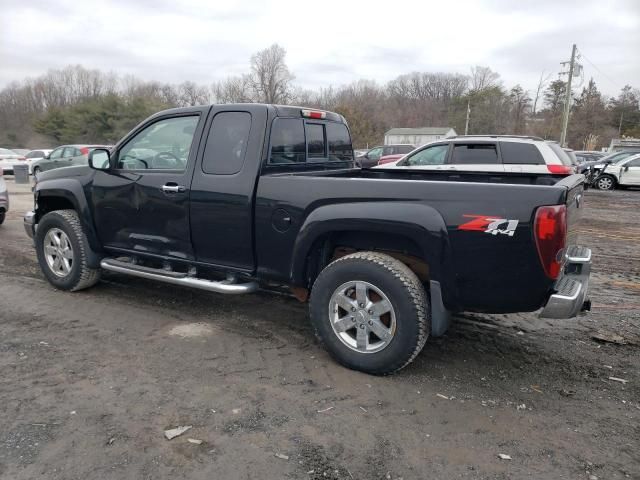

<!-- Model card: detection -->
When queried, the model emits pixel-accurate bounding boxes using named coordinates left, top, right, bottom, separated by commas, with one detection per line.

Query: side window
left=627, top=158, right=640, bottom=167
left=202, top=112, right=251, bottom=175
left=49, top=148, right=63, bottom=160
left=367, top=147, right=383, bottom=161
left=500, top=142, right=544, bottom=165
left=450, top=143, right=499, bottom=164
left=117, top=116, right=199, bottom=171
left=269, top=118, right=305, bottom=164
left=62, top=147, right=75, bottom=157
left=306, top=123, right=325, bottom=158
left=399, top=145, right=414, bottom=154
left=326, top=122, right=353, bottom=161
left=27, top=150, right=42, bottom=158
left=547, top=142, right=573, bottom=166
left=403, top=144, right=448, bottom=166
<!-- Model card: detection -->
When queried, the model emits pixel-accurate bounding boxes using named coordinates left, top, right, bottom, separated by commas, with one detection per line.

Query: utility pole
left=464, top=99, right=470, bottom=135
left=559, top=44, right=577, bottom=147
left=618, top=112, right=623, bottom=136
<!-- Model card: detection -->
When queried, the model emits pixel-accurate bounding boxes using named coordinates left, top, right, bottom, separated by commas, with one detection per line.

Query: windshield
left=607, top=151, right=640, bottom=164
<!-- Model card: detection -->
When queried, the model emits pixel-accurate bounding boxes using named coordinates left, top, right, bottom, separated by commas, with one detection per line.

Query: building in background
left=384, top=127, right=457, bottom=147
left=609, top=138, right=640, bottom=152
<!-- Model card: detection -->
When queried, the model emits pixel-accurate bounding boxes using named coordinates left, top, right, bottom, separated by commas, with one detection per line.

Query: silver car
left=23, top=149, right=53, bottom=174
left=31, top=145, right=108, bottom=175
left=0, top=148, right=23, bottom=174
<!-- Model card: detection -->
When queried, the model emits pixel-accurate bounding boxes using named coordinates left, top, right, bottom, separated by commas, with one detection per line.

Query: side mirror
left=624, top=166, right=630, bottom=172
left=44, top=153, right=50, bottom=159
left=88, top=148, right=111, bottom=170
left=605, top=159, right=613, bottom=164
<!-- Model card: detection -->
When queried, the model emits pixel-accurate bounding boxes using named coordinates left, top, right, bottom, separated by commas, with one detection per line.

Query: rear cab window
left=268, top=117, right=353, bottom=165
left=500, top=142, right=544, bottom=165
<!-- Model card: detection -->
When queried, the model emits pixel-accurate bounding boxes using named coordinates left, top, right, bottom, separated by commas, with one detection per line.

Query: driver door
left=620, top=157, right=640, bottom=185
left=92, top=110, right=206, bottom=260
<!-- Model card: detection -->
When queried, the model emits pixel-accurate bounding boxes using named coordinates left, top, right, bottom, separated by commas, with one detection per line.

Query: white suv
left=377, top=136, right=575, bottom=175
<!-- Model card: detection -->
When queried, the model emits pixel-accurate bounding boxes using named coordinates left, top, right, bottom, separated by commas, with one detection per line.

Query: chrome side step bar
left=100, top=259, right=258, bottom=295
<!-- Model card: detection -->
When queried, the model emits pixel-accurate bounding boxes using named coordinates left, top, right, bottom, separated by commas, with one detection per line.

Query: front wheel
left=35, top=210, right=101, bottom=291
left=309, top=251, right=430, bottom=375
left=596, top=175, right=616, bottom=190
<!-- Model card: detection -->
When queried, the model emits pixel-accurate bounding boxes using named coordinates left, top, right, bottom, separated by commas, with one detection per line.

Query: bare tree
left=249, top=44, right=295, bottom=104
left=532, top=71, right=552, bottom=115
left=177, top=81, right=210, bottom=106
left=212, top=75, right=253, bottom=103
left=470, top=66, right=501, bottom=92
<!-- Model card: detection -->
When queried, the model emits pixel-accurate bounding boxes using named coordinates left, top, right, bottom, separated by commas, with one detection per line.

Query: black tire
left=596, top=174, right=616, bottom=191
left=0, top=212, right=5, bottom=225
left=309, top=251, right=430, bottom=375
left=35, top=209, right=101, bottom=291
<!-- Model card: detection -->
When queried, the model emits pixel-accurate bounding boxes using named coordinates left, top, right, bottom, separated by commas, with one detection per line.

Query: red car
left=377, top=154, right=405, bottom=166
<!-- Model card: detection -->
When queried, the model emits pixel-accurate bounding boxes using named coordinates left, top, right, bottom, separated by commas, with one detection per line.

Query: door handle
left=162, top=184, right=186, bottom=193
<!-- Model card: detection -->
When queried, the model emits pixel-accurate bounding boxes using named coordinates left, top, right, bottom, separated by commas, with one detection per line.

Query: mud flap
left=430, top=280, right=451, bottom=337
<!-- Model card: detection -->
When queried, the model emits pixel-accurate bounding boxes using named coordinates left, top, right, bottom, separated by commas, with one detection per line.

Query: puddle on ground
left=168, top=322, right=215, bottom=338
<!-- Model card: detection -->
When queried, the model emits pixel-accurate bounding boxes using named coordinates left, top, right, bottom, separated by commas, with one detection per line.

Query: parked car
left=590, top=150, right=640, bottom=174
left=31, top=145, right=109, bottom=175
left=0, top=148, right=24, bottom=174
left=23, top=149, right=53, bottom=174
left=25, top=104, right=591, bottom=375
left=378, top=153, right=405, bottom=166
left=10, top=148, right=30, bottom=156
left=377, top=136, right=576, bottom=174
left=574, top=151, right=605, bottom=162
left=0, top=168, right=8, bottom=225
left=593, top=153, right=640, bottom=190
left=356, top=144, right=414, bottom=168
left=573, top=151, right=605, bottom=174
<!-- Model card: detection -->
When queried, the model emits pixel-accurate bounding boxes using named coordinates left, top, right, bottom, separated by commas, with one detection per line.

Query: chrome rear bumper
left=24, top=210, right=35, bottom=239
left=540, top=246, right=591, bottom=319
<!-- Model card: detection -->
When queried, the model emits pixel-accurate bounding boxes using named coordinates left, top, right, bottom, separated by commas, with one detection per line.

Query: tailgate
left=556, top=174, right=585, bottom=247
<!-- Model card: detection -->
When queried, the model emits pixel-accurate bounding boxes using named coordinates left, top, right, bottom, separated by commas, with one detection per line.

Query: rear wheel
left=596, top=175, right=616, bottom=190
left=309, top=251, right=430, bottom=375
left=0, top=212, right=5, bottom=225
left=35, top=210, right=101, bottom=291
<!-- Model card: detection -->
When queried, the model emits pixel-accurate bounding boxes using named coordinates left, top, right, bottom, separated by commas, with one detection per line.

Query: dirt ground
left=0, top=177, right=638, bottom=480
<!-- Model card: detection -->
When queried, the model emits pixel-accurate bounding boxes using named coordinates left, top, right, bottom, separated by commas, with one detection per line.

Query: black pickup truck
left=24, top=104, right=591, bottom=374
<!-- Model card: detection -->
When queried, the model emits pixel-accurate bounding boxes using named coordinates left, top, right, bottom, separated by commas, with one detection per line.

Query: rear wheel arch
left=298, top=230, right=431, bottom=289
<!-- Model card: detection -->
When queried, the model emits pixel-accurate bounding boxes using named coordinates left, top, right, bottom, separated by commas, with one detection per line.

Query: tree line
left=1, top=44, right=638, bottom=150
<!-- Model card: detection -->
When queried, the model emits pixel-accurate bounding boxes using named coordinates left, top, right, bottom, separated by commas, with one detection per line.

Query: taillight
left=80, top=147, right=89, bottom=155
left=18, top=156, right=26, bottom=161
left=534, top=205, right=567, bottom=279
left=547, top=164, right=573, bottom=174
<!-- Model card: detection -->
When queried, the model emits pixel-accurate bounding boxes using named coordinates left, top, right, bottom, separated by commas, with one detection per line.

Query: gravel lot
left=0, top=177, right=638, bottom=480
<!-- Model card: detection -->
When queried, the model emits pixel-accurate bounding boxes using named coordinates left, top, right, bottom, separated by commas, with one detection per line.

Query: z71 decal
left=458, top=215, right=519, bottom=237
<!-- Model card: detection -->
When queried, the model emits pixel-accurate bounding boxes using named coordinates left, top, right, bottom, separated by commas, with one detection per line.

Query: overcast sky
left=1, top=0, right=639, bottom=97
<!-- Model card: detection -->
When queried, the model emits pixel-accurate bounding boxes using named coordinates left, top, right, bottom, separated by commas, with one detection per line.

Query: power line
left=577, top=47, right=624, bottom=92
